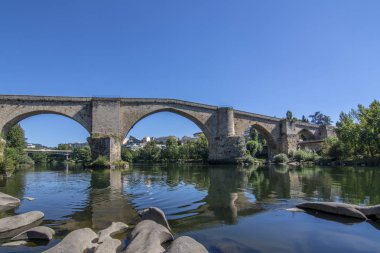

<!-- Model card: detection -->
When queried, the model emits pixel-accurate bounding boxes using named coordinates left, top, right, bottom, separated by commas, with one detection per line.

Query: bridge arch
left=245, top=123, right=278, bottom=158
left=1, top=110, right=91, bottom=138
left=297, top=128, right=315, bottom=141
left=122, top=108, right=214, bottom=145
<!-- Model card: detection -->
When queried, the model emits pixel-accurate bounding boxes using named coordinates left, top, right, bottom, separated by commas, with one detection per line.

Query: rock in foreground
left=43, top=228, right=98, bottom=253
left=0, top=211, right=44, bottom=234
left=140, top=207, right=171, bottom=230
left=296, top=202, right=367, bottom=220
left=123, top=220, right=173, bottom=253
left=95, top=237, right=123, bottom=253
left=165, top=236, right=208, bottom=253
left=0, top=192, right=20, bottom=210
left=11, top=226, right=55, bottom=241
left=98, top=222, right=128, bottom=243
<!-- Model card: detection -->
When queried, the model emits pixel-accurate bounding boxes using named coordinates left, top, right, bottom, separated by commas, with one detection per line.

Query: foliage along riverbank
left=271, top=100, right=380, bottom=167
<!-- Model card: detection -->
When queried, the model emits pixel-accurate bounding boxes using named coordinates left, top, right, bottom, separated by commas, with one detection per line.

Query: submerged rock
left=285, top=207, right=305, bottom=213
left=123, top=220, right=173, bottom=253
left=95, top=237, right=123, bottom=253
left=23, top=197, right=35, bottom=201
left=0, top=192, right=20, bottom=209
left=43, top=228, right=98, bottom=253
left=356, top=204, right=380, bottom=218
left=0, top=211, right=44, bottom=234
left=11, top=226, right=55, bottom=241
left=296, top=202, right=367, bottom=220
left=165, top=236, right=208, bottom=253
left=98, top=222, right=128, bottom=243
left=140, top=207, right=171, bottom=230
left=2, top=240, right=28, bottom=247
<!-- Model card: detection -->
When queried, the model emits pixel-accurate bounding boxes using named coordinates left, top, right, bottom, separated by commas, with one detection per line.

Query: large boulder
left=98, top=222, right=128, bottom=243
left=0, top=211, right=44, bottom=235
left=296, top=202, right=367, bottom=220
left=165, top=236, right=208, bottom=253
left=140, top=207, right=171, bottom=230
left=95, top=237, right=123, bottom=253
left=11, top=226, right=55, bottom=241
left=123, top=220, right=173, bottom=253
left=355, top=204, right=380, bottom=218
left=0, top=192, right=20, bottom=210
left=43, top=228, right=98, bottom=253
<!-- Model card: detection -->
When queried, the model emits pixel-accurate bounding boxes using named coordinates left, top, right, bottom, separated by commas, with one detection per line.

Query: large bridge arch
left=1, top=110, right=92, bottom=138
left=122, top=108, right=214, bottom=145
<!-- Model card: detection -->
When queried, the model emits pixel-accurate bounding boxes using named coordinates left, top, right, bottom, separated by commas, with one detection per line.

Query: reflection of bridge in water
left=4, top=164, right=376, bottom=238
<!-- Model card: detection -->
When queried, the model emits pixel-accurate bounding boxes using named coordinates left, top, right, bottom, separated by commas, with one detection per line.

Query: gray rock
left=356, top=204, right=380, bottom=217
left=43, top=228, right=98, bottom=253
left=0, top=211, right=44, bottom=234
left=140, top=207, right=171, bottom=230
left=0, top=192, right=20, bottom=209
left=95, top=237, right=123, bottom=253
left=2, top=240, right=28, bottom=247
left=165, top=236, right=208, bottom=253
left=98, top=222, right=128, bottom=243
left=123, top=220, right=173, bottom=253
left=296, top=202, right=367, bottom=219
left=11, top=226, right=55, bottom=241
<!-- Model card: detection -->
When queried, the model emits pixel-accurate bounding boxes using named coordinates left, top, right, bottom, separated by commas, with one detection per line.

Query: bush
left=90, top=156, right=110, bottom=167
left=293, top=150, right=320, bottom=162
left=273, top=153, right=289, bottom=164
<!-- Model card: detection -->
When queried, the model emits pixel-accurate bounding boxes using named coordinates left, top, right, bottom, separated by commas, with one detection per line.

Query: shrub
left=90, top=156, right=110, bottom=167
left=273, top=153, right=289, bottom=164
left=293, top=150, right=320, bottom=162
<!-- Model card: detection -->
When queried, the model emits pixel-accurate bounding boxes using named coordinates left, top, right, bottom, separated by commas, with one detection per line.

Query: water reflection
left=1, top=163, right=380, bottom=253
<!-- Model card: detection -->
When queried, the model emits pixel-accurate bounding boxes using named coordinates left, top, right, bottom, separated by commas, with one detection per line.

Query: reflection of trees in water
left=166, top=165, right=263, bottom=231
left=206, top=166, right=253, bottom=224
left=249, top=166, right=291, bottom=201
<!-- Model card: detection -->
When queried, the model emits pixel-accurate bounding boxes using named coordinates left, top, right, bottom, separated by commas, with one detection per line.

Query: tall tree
left=309, top=112, right=332, bottom=125
left=6, top=124, right=26, bottom=151
left=286, top=110, right=293, bottom=121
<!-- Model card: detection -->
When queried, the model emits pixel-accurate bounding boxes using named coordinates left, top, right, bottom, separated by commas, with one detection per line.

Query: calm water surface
left=1, top=163, right=380, bottom=253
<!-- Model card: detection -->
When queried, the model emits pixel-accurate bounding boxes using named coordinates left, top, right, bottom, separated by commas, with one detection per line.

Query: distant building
left=123, top=136, right=142, bottom=145
left=26, top=143, right=48, bottom=149
left=142, top=136, right=151, bottom=143
left=154, top=136, right=177, bottom=144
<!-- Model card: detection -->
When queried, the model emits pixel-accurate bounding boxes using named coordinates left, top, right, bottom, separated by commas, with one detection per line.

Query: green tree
left=194, top=134, right=208, bottom=161
left=72, top=146, right=92, bottom=163
left=246, top=140, right=262, bottom=157
left=309, top=112, right=332, bottom=125
left=140, top=141, right=161, bottom=161
left=246, top=127, right=265, bottom=157
left=6, top=124, right=26, bottom=152
left=286, top=110, right=293, bottom=121
left=57, top=143, right=72, bottom=150
left=354, top=100, right=380, bottom=157
left=121, top=147, right=135, bottom=162
left=162, top=137, right=179, bottom=161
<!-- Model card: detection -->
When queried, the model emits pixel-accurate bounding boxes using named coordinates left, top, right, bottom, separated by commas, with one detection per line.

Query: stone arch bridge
left=0, top=95, right=335, bottom=163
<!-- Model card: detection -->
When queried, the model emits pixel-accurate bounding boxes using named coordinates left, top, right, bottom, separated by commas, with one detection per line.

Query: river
left=1, top=163, right=380, bottom=253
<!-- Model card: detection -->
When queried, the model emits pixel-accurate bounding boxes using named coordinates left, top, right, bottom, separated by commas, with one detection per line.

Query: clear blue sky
left=1, top=0, right=379, bottom=146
